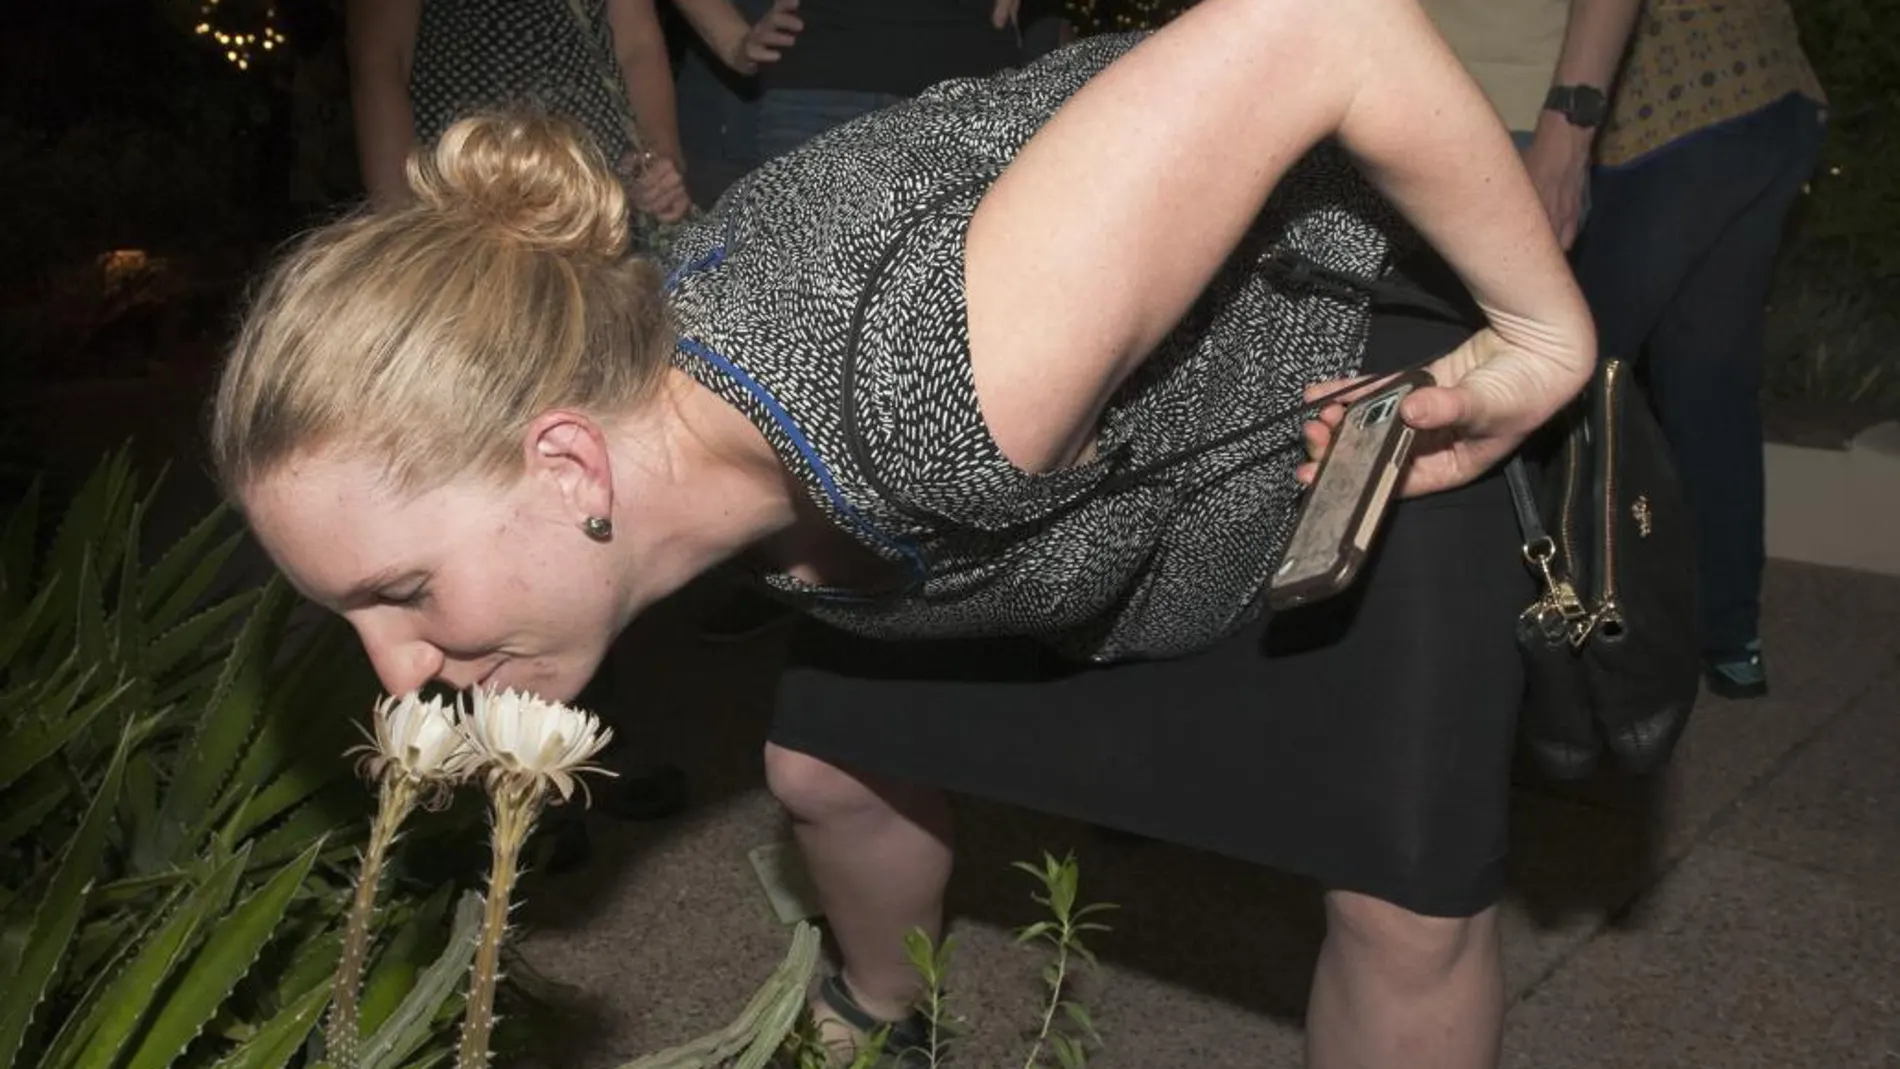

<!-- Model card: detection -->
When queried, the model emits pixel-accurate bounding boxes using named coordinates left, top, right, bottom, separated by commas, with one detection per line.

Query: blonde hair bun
left=408, top=111, right=630, bottom=260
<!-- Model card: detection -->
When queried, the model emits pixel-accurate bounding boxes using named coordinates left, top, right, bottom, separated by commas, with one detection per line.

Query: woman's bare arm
left=608, top=0, right=684, bottom=167
left=345, top=0, right=423, bottom=210
left=965, top=0, right=1596, bottom=495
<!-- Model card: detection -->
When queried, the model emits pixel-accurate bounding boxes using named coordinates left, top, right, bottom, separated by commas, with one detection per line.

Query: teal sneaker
left=1704, top=640, right=1768, bottom=700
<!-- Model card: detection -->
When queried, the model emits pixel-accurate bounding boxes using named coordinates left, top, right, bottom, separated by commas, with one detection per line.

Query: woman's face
left=243, top=448, right=633, bottom=703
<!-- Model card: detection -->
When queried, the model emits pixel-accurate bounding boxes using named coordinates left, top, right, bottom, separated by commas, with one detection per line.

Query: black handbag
left=1505, top=357, right=1703, bottom=780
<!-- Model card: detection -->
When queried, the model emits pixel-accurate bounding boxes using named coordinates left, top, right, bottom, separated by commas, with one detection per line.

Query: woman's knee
left=1322, top=889, right=1499, bottom=987
left=763, top=742, right=888, bottom=823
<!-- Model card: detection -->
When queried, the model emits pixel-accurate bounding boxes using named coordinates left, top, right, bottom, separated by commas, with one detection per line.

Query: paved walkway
left=512, top=560, right=1900, bottom=1069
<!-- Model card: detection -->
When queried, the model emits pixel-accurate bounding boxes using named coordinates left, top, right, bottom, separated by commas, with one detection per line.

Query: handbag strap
left=1504, top=457, right=1546, bottom=547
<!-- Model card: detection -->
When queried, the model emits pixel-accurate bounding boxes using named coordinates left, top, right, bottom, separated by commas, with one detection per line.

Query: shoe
left=1703, top=640, right=1768, bottom=700
left=596, top=761, right=691, bottom=821
left=698, top=590, right=796, bottom=643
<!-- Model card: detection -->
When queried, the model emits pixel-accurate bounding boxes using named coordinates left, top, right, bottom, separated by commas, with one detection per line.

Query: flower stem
left=328, top=776, right=417, bottom=1069
left=457, top=777, right=543, bottom=1069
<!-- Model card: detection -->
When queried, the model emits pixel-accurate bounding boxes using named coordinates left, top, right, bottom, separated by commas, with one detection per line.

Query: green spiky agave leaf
left=0, top=475, right=42, bottom=616
left=246, top=782, right=368, bottom=870
left=0, top=725, right=130, bottom=1069
left=357, top=892, right=482, bottom=1069
left=39, top=447, right=131, bottom=592
left=141, top=503, right=239, bottom=632
left=205, top=980, right=331, bottom=1069
left=70, top=549, right=113, bottom=678
left=614, top=922, right=823, bottom=1069
left=0, top=575, right=60, bottom=678
left=0, top=764, right=69, bottom=848
left=145, top=578, right=294, bottom=868
left=115, top=490, right=153, bottom=679
left=223, top=624, right=367, bottom=844
left=0, top=675, right=130, bottom=793
left=144, top=585, right=259, bottom=685
left=51, top=845, right=255, bottom=1069
left=119, top=838, right=325, bottom=1069
left=37, top=867, right=206, bottom=1069
left=356, top=887, right=454, bottom=1038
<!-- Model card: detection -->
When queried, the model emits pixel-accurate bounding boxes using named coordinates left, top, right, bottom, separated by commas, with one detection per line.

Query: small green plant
left=1010, top=854, right=1115, bottom=1069
left=770, top=852, right=1115, bottom=1069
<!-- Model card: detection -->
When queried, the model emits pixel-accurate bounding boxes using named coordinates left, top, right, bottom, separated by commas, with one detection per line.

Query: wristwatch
left=1543, top=85, right=1608, bottom=128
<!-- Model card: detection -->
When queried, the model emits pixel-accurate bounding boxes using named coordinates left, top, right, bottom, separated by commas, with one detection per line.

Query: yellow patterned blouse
left=1597, top=0, right=1826, bottom=167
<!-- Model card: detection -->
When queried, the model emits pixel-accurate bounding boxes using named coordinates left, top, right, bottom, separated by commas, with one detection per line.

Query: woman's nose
left=354, top=619, right=446, bottom=696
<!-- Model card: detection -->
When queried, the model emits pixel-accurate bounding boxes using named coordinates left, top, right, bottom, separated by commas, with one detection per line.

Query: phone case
left=1266, top=369, right=1434, bottom=610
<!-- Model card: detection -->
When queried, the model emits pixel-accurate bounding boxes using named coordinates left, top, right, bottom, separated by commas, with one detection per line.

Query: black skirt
left=768, top=297, right=1532, bottom=918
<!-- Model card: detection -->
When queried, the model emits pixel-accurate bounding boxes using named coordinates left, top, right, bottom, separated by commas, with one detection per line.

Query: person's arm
left=669, top=0, right=802, bottom=75
left=1523, top=0, right=1645, bottom=247
left=963, top=0, right=1597, bottom=498
left=344, top=0, right=423, bottom=210
left=607, top=0, right=683, bottom=167
left=607, top=0, right=693, bottom=223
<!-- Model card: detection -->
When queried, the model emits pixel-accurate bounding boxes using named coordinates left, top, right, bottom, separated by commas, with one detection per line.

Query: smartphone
left=1266, top=369, right=1434, bottom=611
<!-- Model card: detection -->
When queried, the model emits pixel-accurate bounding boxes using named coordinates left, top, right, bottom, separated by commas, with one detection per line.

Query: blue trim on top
left=664, top=244, right=728, bottom=292
left=674, top=335, right=928, bottom=592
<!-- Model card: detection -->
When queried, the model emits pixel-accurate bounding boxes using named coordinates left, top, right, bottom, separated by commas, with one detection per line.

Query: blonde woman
left=217, top=3, right=1594, bottom=1065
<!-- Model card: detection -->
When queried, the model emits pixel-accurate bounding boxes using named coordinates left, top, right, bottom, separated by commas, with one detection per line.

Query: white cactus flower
left=351, top=691, right=474, bottom=787
left=461, top=686, right=616, bottom=804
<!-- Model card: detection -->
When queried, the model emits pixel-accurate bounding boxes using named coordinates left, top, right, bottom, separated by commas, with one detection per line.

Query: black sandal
left=813, top=973, right=934, bottom=1068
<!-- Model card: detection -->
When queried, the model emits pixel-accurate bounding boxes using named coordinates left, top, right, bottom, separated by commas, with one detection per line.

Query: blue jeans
left=1572, top=92, right=1828, bottom=654
left=757, top=88, right=906, bottom=164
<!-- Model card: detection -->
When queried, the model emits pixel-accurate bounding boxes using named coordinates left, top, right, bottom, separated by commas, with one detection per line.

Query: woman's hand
left=729, top=0, right=802, bottom=74
left=1298, top=322, right=1593, bottom=498
left=620, top=151, right=692, bottom=223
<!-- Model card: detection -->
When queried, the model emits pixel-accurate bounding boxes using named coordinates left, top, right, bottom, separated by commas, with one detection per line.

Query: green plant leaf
left=36, top=883, right=188, bottom=1069
left=67, top=913, right=143, bottom=984
left=206, top=981, right=331, bottom=1069
left=223, top=628, right=363, bottom=843
left=358, top=892, right=483, bottom=1069
left=0, top=576, right=60, bottom=676
left=0, top=725, right=130, bottom=1069
left=147, top=579, right=292, bottom=865
left=268, top=930, right=345, bottom=1027
left=613, top=922, right=822, bottom=1069
left=71, top=549, right=112, bottom=672
left=115, top=492, right=151, bottom=672
left=0, top=676, right=131, bottom=793
left=356, top=888, right=452, bottom=1038
left=143, top=588, right=258, bottom=696
left=121, top=838, right=325, bottom=1069
left=247, top=782, right=367, bottom=869
left=142, top=504, right=237, bottom=626
left=40, top=447, right=129, bottom=593
left=48, top=847, right=252, bottom=1069
left=0, top=475, right=41, bottom=616
left=0, top=765, right=69, bottom=848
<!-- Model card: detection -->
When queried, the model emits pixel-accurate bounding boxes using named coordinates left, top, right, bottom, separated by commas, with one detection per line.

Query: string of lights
left=192, top=0, right=286, bottom=72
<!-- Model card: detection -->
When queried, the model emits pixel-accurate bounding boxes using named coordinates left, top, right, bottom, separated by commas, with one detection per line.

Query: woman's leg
left=1637, top=95, right=1827, bottom=671
left=1307, top=891, right=1504, bottom=1069
left=763, top=742, right=954, bottom=1022
left=1573, top=93, right=1828, bottom=682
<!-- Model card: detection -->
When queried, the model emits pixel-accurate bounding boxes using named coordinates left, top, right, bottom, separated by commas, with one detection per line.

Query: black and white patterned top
left=663, top=33, right=1408, bottom=663
left=409, top=0, right=634, bottom=166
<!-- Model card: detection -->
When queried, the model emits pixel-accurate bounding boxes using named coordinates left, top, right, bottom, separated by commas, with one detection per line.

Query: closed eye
left=376, top=586, right=430, bottom=609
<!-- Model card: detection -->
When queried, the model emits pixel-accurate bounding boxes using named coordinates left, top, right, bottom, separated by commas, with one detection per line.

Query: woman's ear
left=524, top=410, right=615, bottom=527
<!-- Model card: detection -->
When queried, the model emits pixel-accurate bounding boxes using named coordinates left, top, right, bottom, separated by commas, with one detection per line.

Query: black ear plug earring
left=582, top=516, right=613, bottom=542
